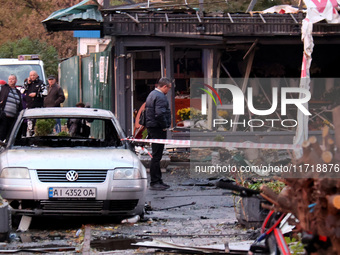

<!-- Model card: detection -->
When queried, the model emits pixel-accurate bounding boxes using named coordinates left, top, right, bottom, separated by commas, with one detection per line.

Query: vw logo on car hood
left=66, top=170, right=79, bottom=181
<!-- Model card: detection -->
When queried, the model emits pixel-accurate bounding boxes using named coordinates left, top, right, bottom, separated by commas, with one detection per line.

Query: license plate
left=48, top=187, right=96, bottom=198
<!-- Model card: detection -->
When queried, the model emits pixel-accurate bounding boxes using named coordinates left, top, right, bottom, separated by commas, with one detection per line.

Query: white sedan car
left=0, top=108, right=147, bottom=217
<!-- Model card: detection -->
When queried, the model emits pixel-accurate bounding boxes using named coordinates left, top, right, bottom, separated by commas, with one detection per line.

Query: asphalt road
left=0, top=167, right=252, bottom=254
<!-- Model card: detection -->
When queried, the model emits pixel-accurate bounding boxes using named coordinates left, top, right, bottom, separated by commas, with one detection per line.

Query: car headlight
left=0, top=167, right=30, bottom=179
left=113, top=168, right=141, bottom=179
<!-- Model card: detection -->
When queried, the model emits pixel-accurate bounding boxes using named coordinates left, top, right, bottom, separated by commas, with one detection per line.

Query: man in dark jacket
left=44, top=75, right=65, bottom=107
left=145, top=77, right=172, bottom=190
left=44, top=75, right=65, bottom=133
left=0, top=75, right=23, bottom=141
left=23, top=70, right=47, bottom=136
left=23, top=70, right=46, bottom=109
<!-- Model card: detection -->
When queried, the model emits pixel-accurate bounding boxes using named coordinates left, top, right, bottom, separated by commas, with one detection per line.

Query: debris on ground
left=121, top=215, right=140, bottom=224
left=17, top=216, right=32, bottom=232
left=0, top=197, right=10, bottom=242
left=133, top=239, right=254, bottom=254
left=260, top=106, right=340, bottom=255
left=0, top=162, right=250, bottom=254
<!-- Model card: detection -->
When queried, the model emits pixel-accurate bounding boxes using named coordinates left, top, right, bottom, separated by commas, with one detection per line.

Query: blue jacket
left=145, top=89, right=171, bottom=129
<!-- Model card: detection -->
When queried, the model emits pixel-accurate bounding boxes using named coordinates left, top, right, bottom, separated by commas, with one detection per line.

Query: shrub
left=35, top=119, right=56, bottom=136
left=58, top=131, right=69, bottom=137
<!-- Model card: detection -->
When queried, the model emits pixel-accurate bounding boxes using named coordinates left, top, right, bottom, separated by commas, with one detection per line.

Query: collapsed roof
left=42, top=1, right=340, bottom=39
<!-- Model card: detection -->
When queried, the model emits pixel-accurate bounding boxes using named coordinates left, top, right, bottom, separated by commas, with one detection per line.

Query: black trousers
left=147, top=127, right=166, bottom=185
left=0, top=116, right=16, bottom=141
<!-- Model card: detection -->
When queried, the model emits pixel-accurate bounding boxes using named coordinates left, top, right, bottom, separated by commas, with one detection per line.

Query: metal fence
left=60, top=50, right=112, bottom=110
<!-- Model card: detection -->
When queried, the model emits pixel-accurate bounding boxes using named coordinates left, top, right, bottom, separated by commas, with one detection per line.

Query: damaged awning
left=42, top=0, right=103, bottom=32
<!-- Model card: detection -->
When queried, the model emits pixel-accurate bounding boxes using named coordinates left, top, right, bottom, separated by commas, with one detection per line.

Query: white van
left=0, top=55, right=46, bottom=87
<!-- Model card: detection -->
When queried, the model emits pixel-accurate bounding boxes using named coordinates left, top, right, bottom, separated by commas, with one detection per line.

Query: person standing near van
left=0, top=75, right=23, bottom=141
left=23, top=70, right=47, bottom=136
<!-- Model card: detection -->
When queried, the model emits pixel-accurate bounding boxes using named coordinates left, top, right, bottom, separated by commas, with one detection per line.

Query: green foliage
left=223, top=0, right=250, bottom=12
left=0, top=37, right=59, bottom=76
left=35, top=119, right=56, bottom=136
left=284, top=236, right=305, bottom=254
left=265, top=180, right=286, bottom=193
left=142, top=128, right=148, bottom=139
left=214, top=134, right=224, bottom=142
left=253, top=0, right=285, bottom=11
left=246, top=180, right=285, bottom=193
left=58, top=131, right=69, bottom=137
left=110, top=0, right=127, bottom=5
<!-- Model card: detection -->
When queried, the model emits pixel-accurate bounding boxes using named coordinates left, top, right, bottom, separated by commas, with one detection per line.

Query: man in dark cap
left=44, top=75, right=65, bottom=133
left=44, top=75, right=65, bottom=108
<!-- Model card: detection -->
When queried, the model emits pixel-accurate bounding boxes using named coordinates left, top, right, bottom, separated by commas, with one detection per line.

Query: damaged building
left=42, top=0, right=340, bottom=138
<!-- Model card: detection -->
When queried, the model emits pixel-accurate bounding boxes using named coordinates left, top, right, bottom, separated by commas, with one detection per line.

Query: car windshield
left=0, top=64, right=44, bottom=86
left=12, top=117, right=123, bottom=148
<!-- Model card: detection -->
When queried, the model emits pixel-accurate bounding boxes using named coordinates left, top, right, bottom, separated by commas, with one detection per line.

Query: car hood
left=1, top=148, right=138, bottom=169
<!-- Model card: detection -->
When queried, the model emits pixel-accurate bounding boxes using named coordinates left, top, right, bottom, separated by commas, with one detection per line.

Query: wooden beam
left=246, top=0, right=258, bottom=13
left=243, top=39, right=258, bottom=60
left=259, top=13, right=266, bottom=23
left=220, top=63, right=237, bottom=86
left=196, top=12, right=202, bottom=23
left=332, top=106, right=340, bottom=151
left=290, top=13, right=298, bottom=23
left=232, top=49, right=255, bottom=132
left=124, top=12, right=140, bottom=23
left=199, top=0, right=204, bottom=16
left=227, top=13, right=234, bottom=23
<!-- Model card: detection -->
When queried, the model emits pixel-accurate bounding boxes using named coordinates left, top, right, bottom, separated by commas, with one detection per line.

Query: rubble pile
left=261, top=106, right=340, bottom=255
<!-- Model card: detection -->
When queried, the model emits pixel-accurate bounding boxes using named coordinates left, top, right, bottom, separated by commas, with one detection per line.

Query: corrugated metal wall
left=59, top=56, right=80, bottom=107
left=59, top=49, right=112, bottom=137
left=59, top=49, right=112, bottom=110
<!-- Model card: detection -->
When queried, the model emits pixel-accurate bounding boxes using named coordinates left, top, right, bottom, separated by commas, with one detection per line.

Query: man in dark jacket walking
left=0, top=75, right=23, bottom=141
left=145, top=77, right=172, bottom=190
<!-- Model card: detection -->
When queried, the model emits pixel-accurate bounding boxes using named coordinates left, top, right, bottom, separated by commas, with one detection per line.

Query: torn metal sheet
left=0, top=246, right=76, bottom=253
left=17, top=216, right=32, bottom=232
left=133, top=239, right=253, bottom=254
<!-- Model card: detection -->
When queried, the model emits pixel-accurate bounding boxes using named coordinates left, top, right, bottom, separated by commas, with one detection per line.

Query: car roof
left=22, top=107, right=114, bottom=118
